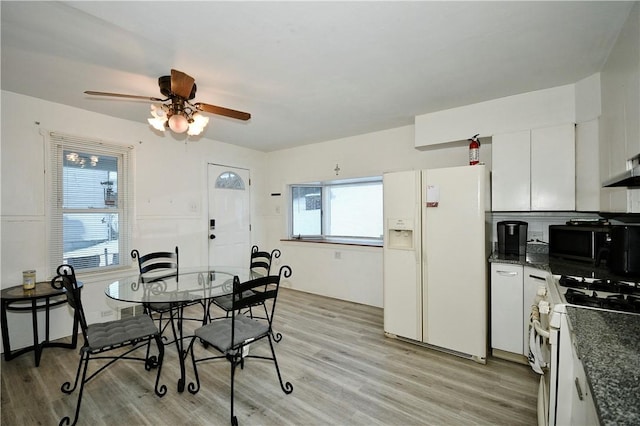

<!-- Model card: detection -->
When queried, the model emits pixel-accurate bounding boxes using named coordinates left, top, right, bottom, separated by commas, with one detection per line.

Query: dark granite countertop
left=565, top=307, right=640, bottom=426
left=489, top=250, right=639, bottom=283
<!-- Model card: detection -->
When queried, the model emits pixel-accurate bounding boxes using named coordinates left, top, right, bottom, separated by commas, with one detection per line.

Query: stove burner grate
left=559, top=275, right=640, bottom=296
left=563, top=288, right=640, bottom=313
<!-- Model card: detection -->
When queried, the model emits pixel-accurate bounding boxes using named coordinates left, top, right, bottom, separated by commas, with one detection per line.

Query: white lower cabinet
left=491, top=263, right=549, bottom=358
left=557, top=314, right=600, bottom=425
left=570, top=346, right=600, bottom=426
left=491, top=263, right=523, bottom=354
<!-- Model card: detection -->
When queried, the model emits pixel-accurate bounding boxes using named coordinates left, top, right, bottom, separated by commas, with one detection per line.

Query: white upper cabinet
left=492, top=123, right=576, bottom=211
left=492, top=130, right=531, bottom=211
left=531, top=124, right=576, bottom=210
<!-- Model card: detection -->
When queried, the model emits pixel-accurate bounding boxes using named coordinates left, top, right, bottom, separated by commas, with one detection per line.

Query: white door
left=207, top=164, right=251, bottom=268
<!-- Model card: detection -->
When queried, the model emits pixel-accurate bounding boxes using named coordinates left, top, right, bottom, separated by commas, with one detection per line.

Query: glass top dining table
left=104, top=266, right=262, bottom=393
left=105, top=266, right=261, bottom=304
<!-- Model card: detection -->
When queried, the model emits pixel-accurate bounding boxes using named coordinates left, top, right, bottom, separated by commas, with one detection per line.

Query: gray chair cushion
left=86, top=314, right=159, bottom=351
left=195, top=315, right=269, bottom=353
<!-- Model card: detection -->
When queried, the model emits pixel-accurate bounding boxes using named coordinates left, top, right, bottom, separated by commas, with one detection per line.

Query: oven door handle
left=532, top=319, right=550, bottom=339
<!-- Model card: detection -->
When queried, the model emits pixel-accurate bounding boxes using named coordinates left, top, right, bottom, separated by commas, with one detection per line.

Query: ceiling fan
left=85, top=69, right=251, bottom=136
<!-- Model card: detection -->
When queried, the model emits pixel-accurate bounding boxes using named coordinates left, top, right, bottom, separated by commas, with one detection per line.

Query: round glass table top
left=105, top=267, right=261, bottom=304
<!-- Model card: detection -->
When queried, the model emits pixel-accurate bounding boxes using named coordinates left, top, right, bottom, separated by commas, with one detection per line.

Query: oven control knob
left=537, top=286, right=547, bottom=297
left=538, top=300, right=550, bottom=315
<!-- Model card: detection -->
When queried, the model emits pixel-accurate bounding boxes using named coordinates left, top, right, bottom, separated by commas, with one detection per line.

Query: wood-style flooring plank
left=1, top=288, right=539, bottom=425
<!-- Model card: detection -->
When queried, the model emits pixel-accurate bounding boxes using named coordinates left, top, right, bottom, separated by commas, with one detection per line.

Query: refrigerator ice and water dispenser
left=387, top=218, right=414, bottom=250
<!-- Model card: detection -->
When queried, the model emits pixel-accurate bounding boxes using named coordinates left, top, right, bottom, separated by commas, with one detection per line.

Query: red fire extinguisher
left=469, top=134, right=480, bottom=165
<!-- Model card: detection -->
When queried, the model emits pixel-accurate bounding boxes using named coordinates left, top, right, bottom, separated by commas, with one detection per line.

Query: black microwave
left=608, top=225, right=640, bottom=276
left=548, top=225, right=611, bottom=264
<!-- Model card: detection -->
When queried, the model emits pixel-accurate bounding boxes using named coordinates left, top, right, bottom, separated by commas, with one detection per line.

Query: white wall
left=415, top=84, right=576, bottom=147
left=0, top=91, right=268, bottom=351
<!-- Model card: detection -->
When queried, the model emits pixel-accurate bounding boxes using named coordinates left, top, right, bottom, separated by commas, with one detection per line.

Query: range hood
left=603, top=154, right=640, bottom=188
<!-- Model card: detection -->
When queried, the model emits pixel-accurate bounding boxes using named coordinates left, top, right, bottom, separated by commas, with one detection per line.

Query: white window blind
left=48, top=132, right=133, bottom=275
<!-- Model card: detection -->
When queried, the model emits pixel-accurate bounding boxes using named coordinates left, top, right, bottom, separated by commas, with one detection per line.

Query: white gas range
left=535, top=273, right=640, bottom=426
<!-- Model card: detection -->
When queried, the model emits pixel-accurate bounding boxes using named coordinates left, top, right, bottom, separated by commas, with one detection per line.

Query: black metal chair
left=51, top=264, right=166, bottom=426
left=208, top=246, right=282, bottom=340
left=131, top=247, right=207, bottom=338
left=187, top=265, right=293, bottom=426
left=131, top=247, right=180, bottom=336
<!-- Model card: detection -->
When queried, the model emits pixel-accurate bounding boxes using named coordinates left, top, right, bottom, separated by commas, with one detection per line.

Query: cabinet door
left=491, top=263, right=523, bottom=354
left=570, top=340, right=600, bottom=425
left=576, top=119, right=601, bottom=211
left=523, top=267, right=549, bottom=356
left=492, top=130, right=531, bottom=211
left=531, top=124, right=576, bottom=210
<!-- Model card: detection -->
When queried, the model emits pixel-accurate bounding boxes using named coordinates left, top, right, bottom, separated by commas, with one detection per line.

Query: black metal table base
left=1, top=285, right=79, bottom=367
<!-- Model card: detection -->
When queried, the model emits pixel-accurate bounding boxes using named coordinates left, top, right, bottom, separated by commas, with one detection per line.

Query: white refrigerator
left=383, top=165, right=489, bottom=363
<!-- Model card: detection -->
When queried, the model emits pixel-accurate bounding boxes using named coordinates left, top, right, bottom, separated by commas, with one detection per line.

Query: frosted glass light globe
left=168, top=114, right=189, bottom=133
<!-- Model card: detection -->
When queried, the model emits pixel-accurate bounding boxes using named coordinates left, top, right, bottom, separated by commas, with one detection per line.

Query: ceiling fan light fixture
left=150, top=103, right=168, bottom=119
left=85, top=69, right=250, bottom=139
left=191, top=112, right=209, bottom=127
left=187, top=126, right=203, bottom=136
left=148, top=116, right=167, bottom=131
left=148, top=104, right=168, bottom=131
left=187, top=113, right=209, bottom=136
left=168, top=113, right=189, bottom=133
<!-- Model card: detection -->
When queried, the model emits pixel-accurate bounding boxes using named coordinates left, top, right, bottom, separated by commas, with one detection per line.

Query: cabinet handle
left=497, top=271, right=518, bottom=276
left=529, top=274, right=546, bottom=281
left=574, top=378, right=584, bottom=401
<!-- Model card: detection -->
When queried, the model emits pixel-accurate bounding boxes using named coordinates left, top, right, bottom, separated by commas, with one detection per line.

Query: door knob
left=209, top=234, right=216, bottom=240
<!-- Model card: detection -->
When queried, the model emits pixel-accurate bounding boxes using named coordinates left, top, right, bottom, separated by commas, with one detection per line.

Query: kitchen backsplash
left=489, top=211, right=601, bottom=245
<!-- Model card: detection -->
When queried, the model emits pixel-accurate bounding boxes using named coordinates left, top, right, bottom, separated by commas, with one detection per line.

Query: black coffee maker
left=497, top=221, right=528, bottom=256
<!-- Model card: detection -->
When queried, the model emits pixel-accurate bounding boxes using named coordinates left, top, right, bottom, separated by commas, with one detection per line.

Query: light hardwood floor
left=1, top=288, right=539, bottom=425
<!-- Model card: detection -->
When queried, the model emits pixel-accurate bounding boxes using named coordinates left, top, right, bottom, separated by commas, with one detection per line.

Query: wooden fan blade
left=171, top=69, right=195, bottom=99
left=197, top=103, right=251, bottom=121
left=84, top=91, right=164, bottom=102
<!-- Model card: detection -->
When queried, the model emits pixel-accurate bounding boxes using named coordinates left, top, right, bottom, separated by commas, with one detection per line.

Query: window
left=215, top=171, right=245, bottom=190
left=49, top=133, right=132, bottom=273
left=290, top=178, right=383, bottom=244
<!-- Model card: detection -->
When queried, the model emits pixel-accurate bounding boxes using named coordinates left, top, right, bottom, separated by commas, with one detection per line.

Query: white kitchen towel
left=528, top=320, right=544, bottom=375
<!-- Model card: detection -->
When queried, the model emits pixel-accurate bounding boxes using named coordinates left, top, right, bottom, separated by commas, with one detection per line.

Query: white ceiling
left=1, top=1, right=634, bottom=152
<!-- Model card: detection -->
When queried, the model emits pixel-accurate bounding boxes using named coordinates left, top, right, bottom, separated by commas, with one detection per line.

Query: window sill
left=281, top=238, right=382, bottom=248
left=73, top=265, right=138, bottom=284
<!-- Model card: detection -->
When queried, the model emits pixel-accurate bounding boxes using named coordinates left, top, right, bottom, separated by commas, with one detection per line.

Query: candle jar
left=23, top=270, right=36, bottom=290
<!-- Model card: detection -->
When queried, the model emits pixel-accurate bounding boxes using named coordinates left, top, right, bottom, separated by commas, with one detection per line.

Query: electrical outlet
left=334, top=251, right=342, bottom=260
